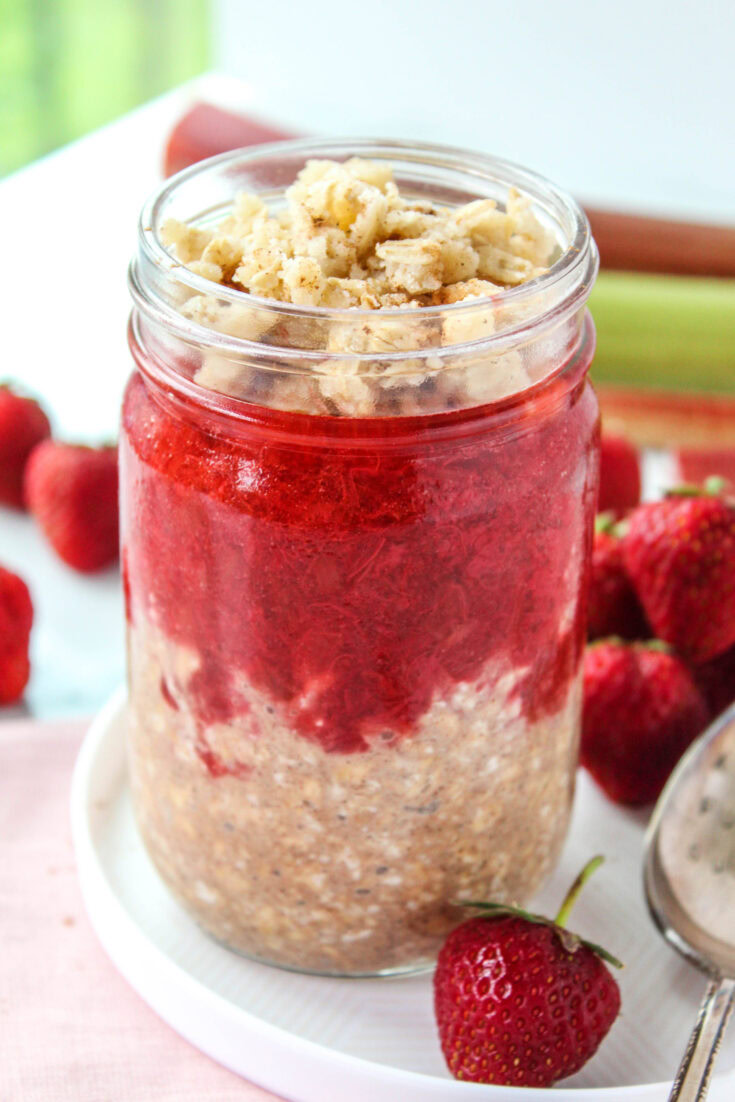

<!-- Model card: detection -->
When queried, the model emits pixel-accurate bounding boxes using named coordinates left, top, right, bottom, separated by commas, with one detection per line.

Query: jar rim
left=132, top=137, right=598, bottom=362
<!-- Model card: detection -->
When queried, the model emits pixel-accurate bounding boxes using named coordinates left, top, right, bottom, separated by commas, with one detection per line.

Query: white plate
left=71, top=689, right=735, bottom=1101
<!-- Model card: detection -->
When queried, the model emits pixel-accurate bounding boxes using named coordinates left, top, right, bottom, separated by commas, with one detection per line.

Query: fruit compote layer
left=122, top=339, right=599, bottom=975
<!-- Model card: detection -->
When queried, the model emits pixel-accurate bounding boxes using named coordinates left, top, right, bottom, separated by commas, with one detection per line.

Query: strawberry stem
left=666, top=477, right=729, bottom=499
left=554, top=855, right=604, bottom=928
left=456, top=856, right=623, bottom=968
left=637, top=639, right=671, bottom=654
left=594, top=511, right=618, bottom=535
left=666, top=483, right=703, bottom=498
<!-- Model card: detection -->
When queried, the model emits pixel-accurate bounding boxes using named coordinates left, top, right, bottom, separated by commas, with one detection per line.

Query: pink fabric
left=0, top=717, right=283, bottom=1102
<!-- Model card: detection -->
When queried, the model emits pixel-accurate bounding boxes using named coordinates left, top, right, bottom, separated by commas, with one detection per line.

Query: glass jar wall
left=122, top=140, right=599, bottom=975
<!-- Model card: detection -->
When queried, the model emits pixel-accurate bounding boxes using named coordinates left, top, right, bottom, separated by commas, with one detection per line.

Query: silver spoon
left=644, top=702, right=735, bottom=1101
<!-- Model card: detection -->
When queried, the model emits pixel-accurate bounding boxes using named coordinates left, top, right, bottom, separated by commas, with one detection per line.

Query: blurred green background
left=0, top=0, right=210, bottom=176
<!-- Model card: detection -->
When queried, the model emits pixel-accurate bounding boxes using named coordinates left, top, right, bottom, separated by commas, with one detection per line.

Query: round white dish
left=71, top=689, right=735, bottom=1101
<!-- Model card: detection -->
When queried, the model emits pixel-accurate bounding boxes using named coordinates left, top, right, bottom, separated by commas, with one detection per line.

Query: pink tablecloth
left=0, top=717, right=283, bottom=1102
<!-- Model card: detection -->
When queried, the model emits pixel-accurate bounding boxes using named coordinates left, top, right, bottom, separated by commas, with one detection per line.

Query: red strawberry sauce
left=121, top=338, right=598, bottom=762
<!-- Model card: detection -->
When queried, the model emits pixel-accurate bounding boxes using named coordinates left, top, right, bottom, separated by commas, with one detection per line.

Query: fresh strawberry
left=0, top=564, right=33, bottom=704
left=622, top=481, right=735, bottom=663
left=692, top=645, right=735, bottom=719
left=0, top=384, right=51, bottom=509
left=588, top=513, right=648, bottom=640
left=25, top=442, right=119, bottom=573
left=598, top=434, right=641, bottom=513
left=434, top=857, right=621, bottom=1087
left=582, top=640, right=709, bottom=805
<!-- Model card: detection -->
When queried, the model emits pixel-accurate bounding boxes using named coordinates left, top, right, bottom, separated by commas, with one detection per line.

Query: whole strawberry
left=582, top=640, right=709, bottom=805
left=0, top=565, right=33, bottom=704
left=598, top=434, right=641, bottom=514
left=622, top=481, right=735, bottom=663
left=434, top=857, right=621, bottom=1087
left=0, top=384, right=51, bottom=509
left=692, top=645, right=735, bottom=719
left=25, top=442, right=119, bottom=573
left=588, top=513, right=648, bottom=640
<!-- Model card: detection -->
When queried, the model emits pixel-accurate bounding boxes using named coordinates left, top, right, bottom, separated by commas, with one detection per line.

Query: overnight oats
left=122, top=140, right=600, bottom=975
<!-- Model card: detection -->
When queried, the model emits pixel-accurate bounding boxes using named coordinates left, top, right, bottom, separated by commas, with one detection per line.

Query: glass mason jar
left=122, top=139, right=599, bottom=976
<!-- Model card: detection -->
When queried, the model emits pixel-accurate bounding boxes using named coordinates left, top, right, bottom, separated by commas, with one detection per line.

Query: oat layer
left=127, top=621, right=580, bottom=975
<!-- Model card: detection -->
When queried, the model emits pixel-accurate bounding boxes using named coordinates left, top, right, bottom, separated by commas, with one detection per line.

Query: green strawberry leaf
left=456, top=856, right=624, bottom=969
left=455, top=901, right=624, bottom=968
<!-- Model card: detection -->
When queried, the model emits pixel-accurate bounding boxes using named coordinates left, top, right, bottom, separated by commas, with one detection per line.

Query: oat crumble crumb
left=162, top=157, right=555, bottom=310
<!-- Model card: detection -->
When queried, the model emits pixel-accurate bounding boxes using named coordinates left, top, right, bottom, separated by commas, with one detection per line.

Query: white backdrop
left=214, top=0, right=734, bottom=222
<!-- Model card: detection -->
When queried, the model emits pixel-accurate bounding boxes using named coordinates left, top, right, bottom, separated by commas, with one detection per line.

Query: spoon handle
left=668, top=977, right=735, bottom=1101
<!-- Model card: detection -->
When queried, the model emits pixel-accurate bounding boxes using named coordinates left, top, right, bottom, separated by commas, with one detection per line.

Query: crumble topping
left=162, top=157, right=555, bottom=309
left=159, top=157, right=561, bottom=414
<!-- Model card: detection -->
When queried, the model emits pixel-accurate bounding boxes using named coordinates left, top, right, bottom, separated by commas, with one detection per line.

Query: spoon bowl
left=644, top=703, right=735, bottom=1101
